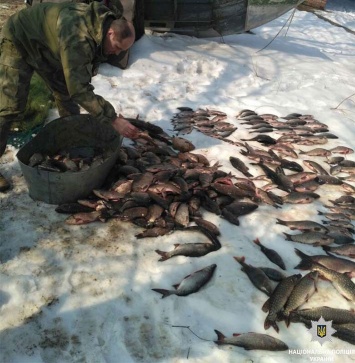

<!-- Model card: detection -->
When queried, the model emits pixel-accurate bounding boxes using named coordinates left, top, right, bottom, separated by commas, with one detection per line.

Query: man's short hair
left=111, top=18, right=135, bottom=41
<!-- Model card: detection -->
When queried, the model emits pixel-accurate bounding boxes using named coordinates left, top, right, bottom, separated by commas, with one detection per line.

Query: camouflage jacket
left=3, top=2, right=123, bottom=125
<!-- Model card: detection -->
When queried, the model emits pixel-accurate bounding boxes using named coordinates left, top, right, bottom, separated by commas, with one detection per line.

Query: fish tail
left=322, top=246, right=330, bottom=252
left=266, top=318, right=280, bottom=333
left=323, top=250, right=334, bottom=257
left=276, top=218, right=285, bottom=226
left=294, top=248, right=313, bottom=270
left=151, top=288, right=173, bottom=298
left=155, top=250, right=170, bottom=261
left=253, top=238, right=261, bottom=246
left=285, top=316, right=291, bottom=328
left=283, top=232, right=292, bottom=241
left=317, top=210, right=324, bottom=216
left=214, top=329, right=225, bottom=344
left=233, top=256, right=245, bottom=264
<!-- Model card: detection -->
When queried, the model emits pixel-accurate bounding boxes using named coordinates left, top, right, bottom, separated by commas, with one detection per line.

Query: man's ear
left=107, top=28, right=114, bottom=37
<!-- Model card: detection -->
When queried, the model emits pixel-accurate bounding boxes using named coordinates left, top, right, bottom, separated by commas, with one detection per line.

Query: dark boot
left=0, top=120, right=11, bottom=157
left=56, top=99, right=81, bottom=118
left=0, top=172, right=10, bottom=192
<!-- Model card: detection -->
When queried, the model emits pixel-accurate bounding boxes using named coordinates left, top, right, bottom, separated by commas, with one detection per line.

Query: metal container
left=17, top=115, right=122, bottom=205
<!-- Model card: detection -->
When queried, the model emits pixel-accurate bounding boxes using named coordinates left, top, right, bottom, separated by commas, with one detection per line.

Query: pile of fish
left=54, top=107, right=355, bottom=350
left=171, top=107, right=238, bottom=141
left=26, top=146, right=109, bottom=172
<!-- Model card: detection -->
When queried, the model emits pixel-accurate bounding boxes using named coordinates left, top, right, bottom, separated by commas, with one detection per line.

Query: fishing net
left=8, top=73, right=53, bottom=148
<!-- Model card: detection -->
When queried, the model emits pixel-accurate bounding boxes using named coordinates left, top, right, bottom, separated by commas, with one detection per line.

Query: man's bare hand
left=112, top=115, right=139, bottom=139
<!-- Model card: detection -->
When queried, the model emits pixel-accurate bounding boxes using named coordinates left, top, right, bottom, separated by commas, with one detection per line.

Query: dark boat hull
left=143, top=0, right=305, bottom=37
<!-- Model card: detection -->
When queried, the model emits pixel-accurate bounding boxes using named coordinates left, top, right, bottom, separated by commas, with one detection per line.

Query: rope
left=256, top=8, right=297, bottom=53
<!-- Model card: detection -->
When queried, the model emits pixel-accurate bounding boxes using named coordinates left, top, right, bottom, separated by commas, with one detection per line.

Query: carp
left=262, top=274, right=302, bottom=333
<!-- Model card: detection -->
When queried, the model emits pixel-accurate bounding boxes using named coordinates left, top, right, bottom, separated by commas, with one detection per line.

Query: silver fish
left=283, top=232, right=334, bottom=246
left=294, top=248, right=355, bottom=276
left=214, top=330, right=288, bottom=351
left=282, top=191, right=320, bottom=204
left=155, top=242, right=216, bottom=261
left=152, top=264, right=216, bottom=298
left=322, top=245, right=355, bottom=258
left=303, top=160, right=329, bottom=175
left=276, top=219, right=328, bottom=233
left=330, top=146, right=354, bottom=155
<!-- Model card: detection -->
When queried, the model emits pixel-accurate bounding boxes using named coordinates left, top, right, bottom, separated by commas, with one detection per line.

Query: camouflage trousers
left=0, top=36, right=80, bottom=155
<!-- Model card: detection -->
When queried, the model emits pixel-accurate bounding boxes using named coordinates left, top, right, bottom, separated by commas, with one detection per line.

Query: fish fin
left=283, top=233, right=292, bottom=241
left=324, top=250, right=334, bottom=257
left=275, top=218, right=284, bottom=226
left=214, top=329, right=225, bottom=343
left=271, top=321, right=280, bottom=333
left=262, top=298, right=271, bottom=313
left=341, top=293, right=352, bottom=301
left=172, top=283, right=180, bottom=290
left=155, top=250, right=169, bottom=261
left=173, top=244, right=181, bottom=248
left=322, top=246, right=330, bottom=252
left=264, top=317, right=271, bottom=330
left=151, top=288, right=172, bottom=298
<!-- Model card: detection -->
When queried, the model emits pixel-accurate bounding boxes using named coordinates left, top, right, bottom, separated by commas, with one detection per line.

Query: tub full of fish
left=17, top=114, right=122, bottom=204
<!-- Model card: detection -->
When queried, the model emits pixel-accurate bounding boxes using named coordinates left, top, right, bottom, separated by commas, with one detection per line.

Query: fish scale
left=262, top=274, right=302, bottom=333
left=282, top=271, right=318, bottom=319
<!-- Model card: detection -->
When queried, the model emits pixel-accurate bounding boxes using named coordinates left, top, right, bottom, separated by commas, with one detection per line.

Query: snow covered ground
left=324, top=0, right=355, bottom=31
left=1, top=2, right=355, bottom=363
